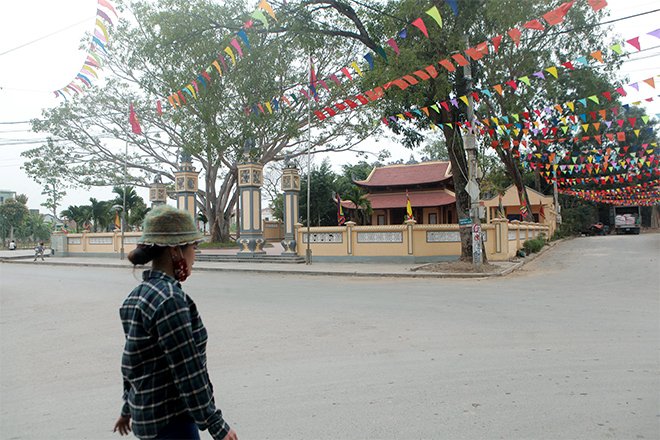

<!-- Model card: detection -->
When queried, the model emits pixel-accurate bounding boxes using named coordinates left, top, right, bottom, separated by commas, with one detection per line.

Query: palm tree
left=89, top=198, right=111, bottom=232
left=344, top=186, right=373, bottom=225
left=112, top=186, right=146, bottom=228
left=60, top=205, right=92, bottom=233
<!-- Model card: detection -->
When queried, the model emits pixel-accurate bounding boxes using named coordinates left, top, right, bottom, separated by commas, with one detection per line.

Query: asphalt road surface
left=1, top=234, right=658, bottom=440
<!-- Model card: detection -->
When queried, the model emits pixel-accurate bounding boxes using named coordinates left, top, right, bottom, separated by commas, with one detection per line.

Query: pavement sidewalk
left=0, top=241, right=557, bottom=278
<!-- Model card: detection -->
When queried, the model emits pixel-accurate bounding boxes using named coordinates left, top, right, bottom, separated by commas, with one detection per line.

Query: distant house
left=482, top=185, right=556, bottom=224
left=346, top=161, right=457, bottom=225
left=0, top=190, right=17, bottom=204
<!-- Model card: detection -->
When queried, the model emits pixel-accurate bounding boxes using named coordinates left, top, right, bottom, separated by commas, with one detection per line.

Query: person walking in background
left=114, top=205, right=238, bottom=440
left=33, top=242, right=45, bottom=261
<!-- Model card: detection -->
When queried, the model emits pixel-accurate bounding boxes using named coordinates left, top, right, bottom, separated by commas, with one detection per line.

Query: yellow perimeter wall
left=294, top=220, right=549, bottom=262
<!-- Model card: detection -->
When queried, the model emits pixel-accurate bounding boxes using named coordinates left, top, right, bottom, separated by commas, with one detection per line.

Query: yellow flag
left=350, top=61, right=363, bottom=77
left=224, top=46, right=236, bottom=66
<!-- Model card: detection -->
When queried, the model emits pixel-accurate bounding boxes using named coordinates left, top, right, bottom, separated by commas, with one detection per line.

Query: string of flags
left=376, top=33, right=660, bottom=129
left=244, top=0, right=459, bottom=116
left=559, top=181, right=660, bottom=206
left=310, top=2, right=650, bottom=123
left=160, top=0, right=277, bottom=112
left=54, top=0, right=117, bottom=99
left=487, top=112, right=659, bottom=150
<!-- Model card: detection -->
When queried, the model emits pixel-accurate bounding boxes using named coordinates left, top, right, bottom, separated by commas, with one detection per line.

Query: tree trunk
left=439, top=118, right=472, bottom=261
left=651, top=204, right=659, bottom=229
left=498, top=148, right=535, bottom=223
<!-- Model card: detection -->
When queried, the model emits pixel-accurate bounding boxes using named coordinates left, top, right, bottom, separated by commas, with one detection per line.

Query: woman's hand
left=113, top=416, right=132, bottom=436
left=222, top=428, right=238, bottom=440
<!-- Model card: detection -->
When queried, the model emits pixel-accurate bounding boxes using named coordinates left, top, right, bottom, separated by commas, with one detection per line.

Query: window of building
left=429, top=213, right=437, bottom=224
left=377, top=215, right=385, bottom=225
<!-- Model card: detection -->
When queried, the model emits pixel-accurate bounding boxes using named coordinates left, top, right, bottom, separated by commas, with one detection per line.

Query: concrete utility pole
left=463, top=35, right=483, bottom=272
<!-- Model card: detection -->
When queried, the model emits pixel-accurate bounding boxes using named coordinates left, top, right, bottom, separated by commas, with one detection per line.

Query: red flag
left=129, top=104, right=142, bottom=135
left=542, top=1, right=574, bottom=25
left=586, top=0, right=607, bottom=11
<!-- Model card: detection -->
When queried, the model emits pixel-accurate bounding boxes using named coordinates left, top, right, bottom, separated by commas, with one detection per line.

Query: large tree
left=0, top=198, right=30, bottom=243
left=24, top=0, right=376, bottom=242
left=279, top=0, right=620, bottom=258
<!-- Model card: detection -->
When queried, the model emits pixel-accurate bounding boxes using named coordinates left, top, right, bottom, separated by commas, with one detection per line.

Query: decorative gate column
left=236, top=158, right=266, bottom=255
left=280, top=160, right=300, bottom=255
left=174, top=152, right=199, bottom=219
left=149, top=175, right=167, bottom=208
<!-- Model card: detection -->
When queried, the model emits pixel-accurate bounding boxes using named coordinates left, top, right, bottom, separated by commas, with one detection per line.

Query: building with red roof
left=345, top=161, right=457, bottom=225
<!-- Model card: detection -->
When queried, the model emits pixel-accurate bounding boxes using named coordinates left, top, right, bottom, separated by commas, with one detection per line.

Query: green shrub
left=551, top=229, right=567, bottom=240
left=523, top=237, right=545, bottom=253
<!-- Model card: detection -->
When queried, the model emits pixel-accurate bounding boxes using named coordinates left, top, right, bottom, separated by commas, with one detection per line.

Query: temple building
left=342, top=161, right=557, bottom=230
left=346, top=161, right=457, bottom=225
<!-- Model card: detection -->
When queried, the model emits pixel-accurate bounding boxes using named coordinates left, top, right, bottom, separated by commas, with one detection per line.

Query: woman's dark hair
left=128, top=244, right=167, bottom=265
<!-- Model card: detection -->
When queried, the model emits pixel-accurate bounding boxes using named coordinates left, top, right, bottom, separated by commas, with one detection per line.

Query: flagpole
left=306, top=54, right=312, bottom=265
left=121, top=109, right=127, bottom=261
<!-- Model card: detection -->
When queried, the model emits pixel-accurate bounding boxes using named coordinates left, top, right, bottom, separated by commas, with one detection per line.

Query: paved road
left=1, top=234, right=658, bottom=439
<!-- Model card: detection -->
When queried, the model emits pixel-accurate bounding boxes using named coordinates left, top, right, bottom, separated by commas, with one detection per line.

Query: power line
left=0, top=16, right=95, bottom=57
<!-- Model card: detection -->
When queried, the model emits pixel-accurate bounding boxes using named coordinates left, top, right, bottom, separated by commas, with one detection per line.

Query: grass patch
left=198, top=241, right=238, bottom=249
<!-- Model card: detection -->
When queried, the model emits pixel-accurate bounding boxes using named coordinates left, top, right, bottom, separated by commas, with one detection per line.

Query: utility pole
left=463, top=35, right=483, bottom=272
left=305, top=54, right=312, bottom=265
left=552, top=156, right=561, bottom=227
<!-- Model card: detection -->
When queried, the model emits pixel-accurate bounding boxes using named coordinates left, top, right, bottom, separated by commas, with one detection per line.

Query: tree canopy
left=24, top=0, right=377, bottom=242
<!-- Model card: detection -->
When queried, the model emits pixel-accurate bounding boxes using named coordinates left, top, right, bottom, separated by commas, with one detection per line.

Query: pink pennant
left=318, top=80, right=330, bottom=91
left=614, top=87, right=626, bottom=97
left=626, top=37, right=641, bottom=51
left=411, top=18, right=429, bottom=37
left=329, top=74, right=341, bottom=87
left=157, top=100, right=162, bottom=115
left=386, top=38, right=400, bottom=55
left=340, top=67, right=353, bottom=82
left=230, top=39, right=243, bottom=58
left=98, top=0, right=118, bottom=17
left=243, top=21, right=254, bottom=28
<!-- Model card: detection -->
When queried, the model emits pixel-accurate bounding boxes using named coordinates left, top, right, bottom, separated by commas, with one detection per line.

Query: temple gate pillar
left=236, top=159, right=266, bottom=255
left=174, top=152, right=199, bottom=219
left=280, top=162, right=300, bottom=255
left=149, top=175, right=167, bottom=208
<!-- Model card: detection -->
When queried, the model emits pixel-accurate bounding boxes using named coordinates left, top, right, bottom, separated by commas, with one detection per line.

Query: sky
left=0, top=0, right=659, bottom=215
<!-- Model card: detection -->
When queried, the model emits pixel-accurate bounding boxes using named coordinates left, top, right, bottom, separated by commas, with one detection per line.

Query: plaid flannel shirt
left=120, top=270, right=230, bottom=439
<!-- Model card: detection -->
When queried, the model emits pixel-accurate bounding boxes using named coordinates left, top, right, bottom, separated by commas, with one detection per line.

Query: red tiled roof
left=365, top=191, right=455, bottom=209
left=355, top=161, right=452, bottom=187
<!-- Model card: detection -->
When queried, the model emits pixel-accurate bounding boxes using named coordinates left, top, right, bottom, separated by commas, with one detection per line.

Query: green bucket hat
left=137, top=205, right=204, bottom=246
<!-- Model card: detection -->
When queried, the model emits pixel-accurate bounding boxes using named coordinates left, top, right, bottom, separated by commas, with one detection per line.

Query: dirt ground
left=415, top=259, right=502, bottom=273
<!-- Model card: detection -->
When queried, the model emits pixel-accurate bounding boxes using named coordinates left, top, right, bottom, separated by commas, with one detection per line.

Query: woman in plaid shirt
left=114, top=205, right=238, bottom=440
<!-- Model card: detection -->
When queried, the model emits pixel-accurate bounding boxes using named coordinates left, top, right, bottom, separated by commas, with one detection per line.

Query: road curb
left=1, top=242, right=562, bottom=278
